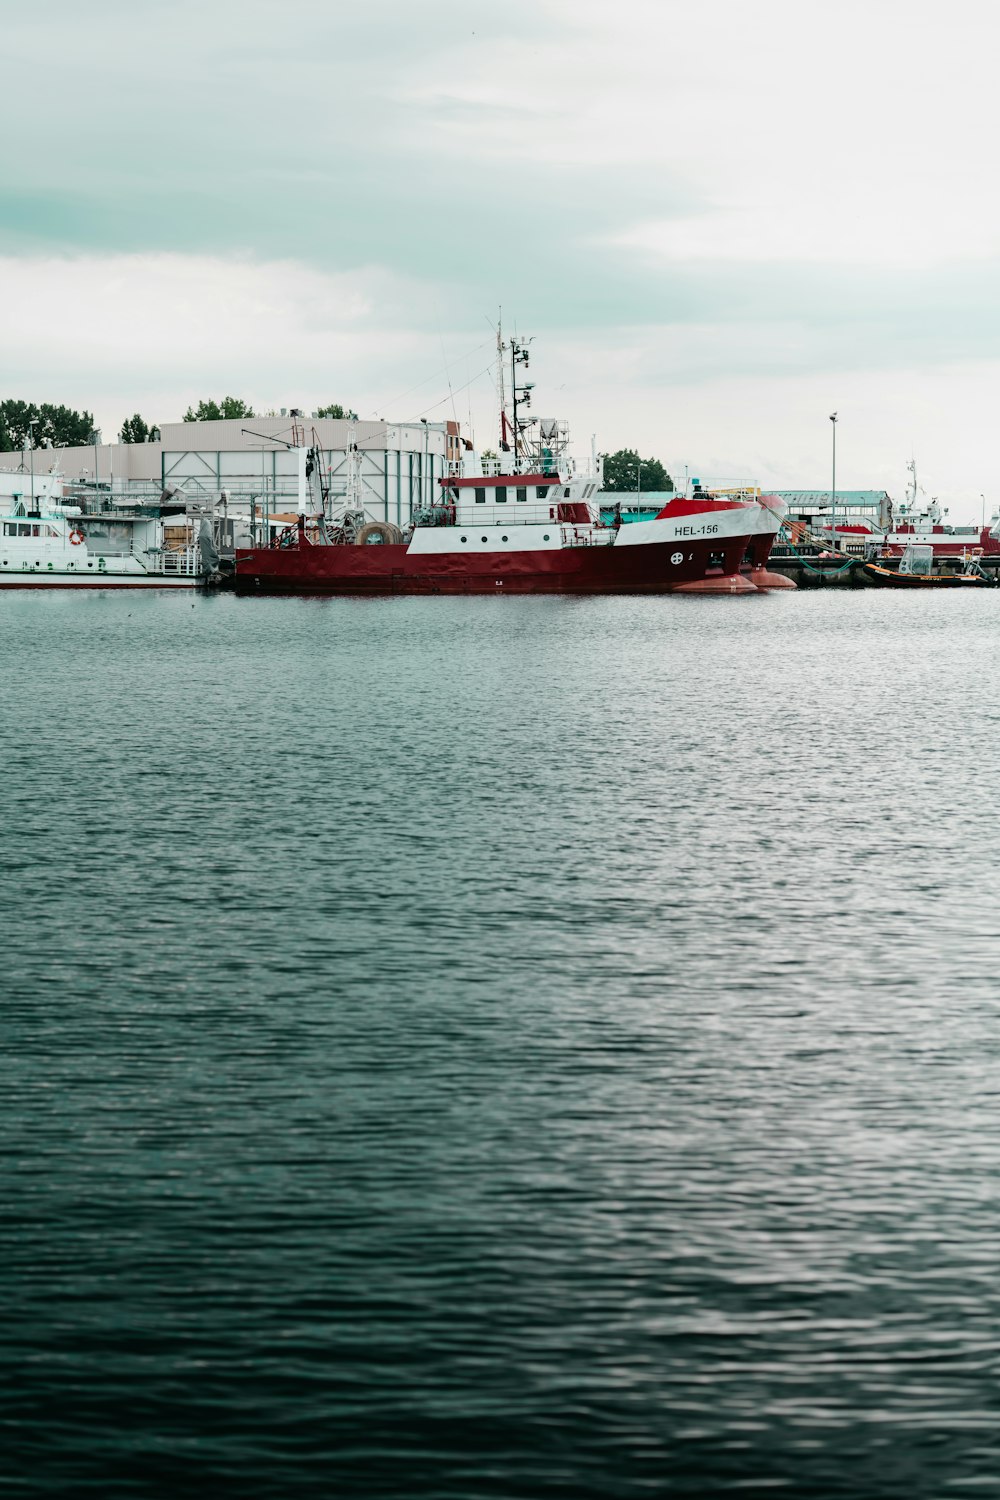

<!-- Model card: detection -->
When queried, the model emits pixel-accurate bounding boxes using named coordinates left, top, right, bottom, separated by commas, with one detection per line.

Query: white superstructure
left=0, top=468, right=204, bottom=587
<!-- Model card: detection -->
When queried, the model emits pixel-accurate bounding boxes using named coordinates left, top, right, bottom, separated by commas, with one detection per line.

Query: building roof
left=777, top=490, right=889, bottom=507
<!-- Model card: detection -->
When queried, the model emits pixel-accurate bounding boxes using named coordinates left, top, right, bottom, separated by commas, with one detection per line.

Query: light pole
left=829, top=412, right=838, bottom=553
left=26, top=418, right=39, bottom=513
left=636, top=459, right=644, bottom=509
left=89, top=429, right=101, bottom=494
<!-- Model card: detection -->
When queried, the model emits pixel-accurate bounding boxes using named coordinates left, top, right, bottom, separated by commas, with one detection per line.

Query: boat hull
left=0, top=569, right=199, bottom=589
left=234, top=534, right=758, bottom=596
left=740, top=498, right=797, bottom=591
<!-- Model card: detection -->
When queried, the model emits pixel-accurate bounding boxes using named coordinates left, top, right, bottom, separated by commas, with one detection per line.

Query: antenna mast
left=497, top=310, right=508, bottom=454
left=346, top=416, right=363, bottom=513
left=510, top=336, right=533, bottom=472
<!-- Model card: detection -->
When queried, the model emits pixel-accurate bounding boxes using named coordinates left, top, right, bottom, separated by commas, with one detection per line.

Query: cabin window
left=3, top=524, right=14, bottom=536
left=19, top=523, right=31, bottom=536
left=536, top=486, right=549, bottom=499
left=564, top=488, right=571, bottom=499
left=475, top=487, right=486, bottom=503
left=516, top=487, right=526, bottom=502
left=495, top=486, right=508, bottom=503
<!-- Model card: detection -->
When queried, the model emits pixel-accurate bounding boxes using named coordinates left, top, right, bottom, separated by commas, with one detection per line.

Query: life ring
left=69, top=530, right=84, bottom=546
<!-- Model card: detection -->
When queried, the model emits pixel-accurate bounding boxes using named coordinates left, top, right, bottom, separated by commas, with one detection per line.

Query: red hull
left=234, top=534, right=757, bottom=596
left=741, top=527, right=797, bottom=590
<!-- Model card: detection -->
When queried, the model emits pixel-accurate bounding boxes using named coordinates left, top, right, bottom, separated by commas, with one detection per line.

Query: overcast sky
left=4, top=0, right=1000, bottom=515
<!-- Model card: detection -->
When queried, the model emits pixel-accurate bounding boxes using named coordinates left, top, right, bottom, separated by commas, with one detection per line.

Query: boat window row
left=474, top=486, right=553, bottom=503
left=4, top=522, right=43, bottom=536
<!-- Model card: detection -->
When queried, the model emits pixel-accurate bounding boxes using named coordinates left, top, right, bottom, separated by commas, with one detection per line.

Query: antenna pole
left=511, top=338, right=517, bottom=468
left=829, top=412, right=838, bottom=553
left=496, top=310, right=506, bottom=455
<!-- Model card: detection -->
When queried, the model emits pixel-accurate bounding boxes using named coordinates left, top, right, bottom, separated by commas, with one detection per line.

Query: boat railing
left=564, top=526, right=614, bottom=547
left=149, top=545, right=201, bottom=576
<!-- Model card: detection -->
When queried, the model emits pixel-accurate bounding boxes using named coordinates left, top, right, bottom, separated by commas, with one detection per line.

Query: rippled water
left=4, top=588, right=1000, bottom=1498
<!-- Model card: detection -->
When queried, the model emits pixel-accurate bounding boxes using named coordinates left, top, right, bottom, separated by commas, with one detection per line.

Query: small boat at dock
left=860, top=545, right=996, bottom=588
left=0, top=467, right=210, bottom=588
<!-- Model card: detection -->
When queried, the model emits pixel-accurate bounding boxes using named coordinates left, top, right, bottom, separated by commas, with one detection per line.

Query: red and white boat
left=235, top=340, right=791, bottom=597
left=816, top=461, right=1000, bottom=562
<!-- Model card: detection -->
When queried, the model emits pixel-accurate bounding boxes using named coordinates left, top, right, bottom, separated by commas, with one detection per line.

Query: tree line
left=0, top=400, right=96, bottom=453
left=0, top=397, right=352, bottom=451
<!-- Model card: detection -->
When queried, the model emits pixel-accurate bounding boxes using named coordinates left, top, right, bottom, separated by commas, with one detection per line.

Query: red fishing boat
left=235, top=338, right=788, bottom=597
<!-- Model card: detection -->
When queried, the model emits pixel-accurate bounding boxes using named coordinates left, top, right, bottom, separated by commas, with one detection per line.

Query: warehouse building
left=15, top=415, right=463, bottom=528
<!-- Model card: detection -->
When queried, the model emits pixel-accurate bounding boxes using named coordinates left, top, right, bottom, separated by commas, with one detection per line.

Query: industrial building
left=10, top=415, right=464, bottom=530
left=776, top=490, right=893, bottom=530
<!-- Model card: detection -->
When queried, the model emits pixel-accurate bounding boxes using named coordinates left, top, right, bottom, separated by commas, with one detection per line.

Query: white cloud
left=612, top=203, right=1000, bottom=270
left=405, top=0, right=1000, bottom=272
left=1, top=252, right=440, bottom=427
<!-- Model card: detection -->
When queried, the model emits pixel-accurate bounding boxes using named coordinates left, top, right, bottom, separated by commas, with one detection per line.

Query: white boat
left=0, top=467, right=207, bottom=588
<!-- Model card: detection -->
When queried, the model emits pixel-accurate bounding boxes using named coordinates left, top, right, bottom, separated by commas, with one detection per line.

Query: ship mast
left=497, top=314, right=508, bottom=455
left=346, top=416, right=363, bottom=514
left=510, top=336, right=533, bottom=473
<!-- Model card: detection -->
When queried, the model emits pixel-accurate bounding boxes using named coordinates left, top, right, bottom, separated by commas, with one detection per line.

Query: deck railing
left=152, top=546, right=201, bottom=576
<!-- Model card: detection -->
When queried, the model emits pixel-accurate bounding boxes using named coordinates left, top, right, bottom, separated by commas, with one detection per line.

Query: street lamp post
left=26, top=418, right=39, bottom=513
left=829, top=412, right=838, bottom=553
left=636, top=459, right=644, bottom=509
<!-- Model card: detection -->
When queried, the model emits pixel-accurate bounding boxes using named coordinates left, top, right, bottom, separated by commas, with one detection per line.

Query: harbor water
left=5, top=589, right=1000, bottom=1498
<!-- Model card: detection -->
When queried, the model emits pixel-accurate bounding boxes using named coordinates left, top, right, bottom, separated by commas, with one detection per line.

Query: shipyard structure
left=21, top=415, right=464, bottom=546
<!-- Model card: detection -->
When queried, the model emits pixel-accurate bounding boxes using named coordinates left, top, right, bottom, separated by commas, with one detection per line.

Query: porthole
left=501, top=535, right=508, bottom=542
left=460, top=535, right=467, bottom=543
left=543, top=533, right=550, bottom=541
left=88, top=562, right=94, bottom=568
left=481, top=535, right=488, bottom=543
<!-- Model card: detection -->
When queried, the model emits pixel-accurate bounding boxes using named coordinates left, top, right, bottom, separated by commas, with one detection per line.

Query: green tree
left=120, top=413, right=153, bottom=443
left=601, top=448, right=673, bottom=493
left=183, top=396, right=255, bottom=422
left=0, top=399, right=95, bottom=452
left=315, top=403, right=346, bottom=419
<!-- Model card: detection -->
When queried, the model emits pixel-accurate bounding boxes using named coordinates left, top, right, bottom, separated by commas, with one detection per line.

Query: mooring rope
left=777, top=526, right=858, bottom=576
